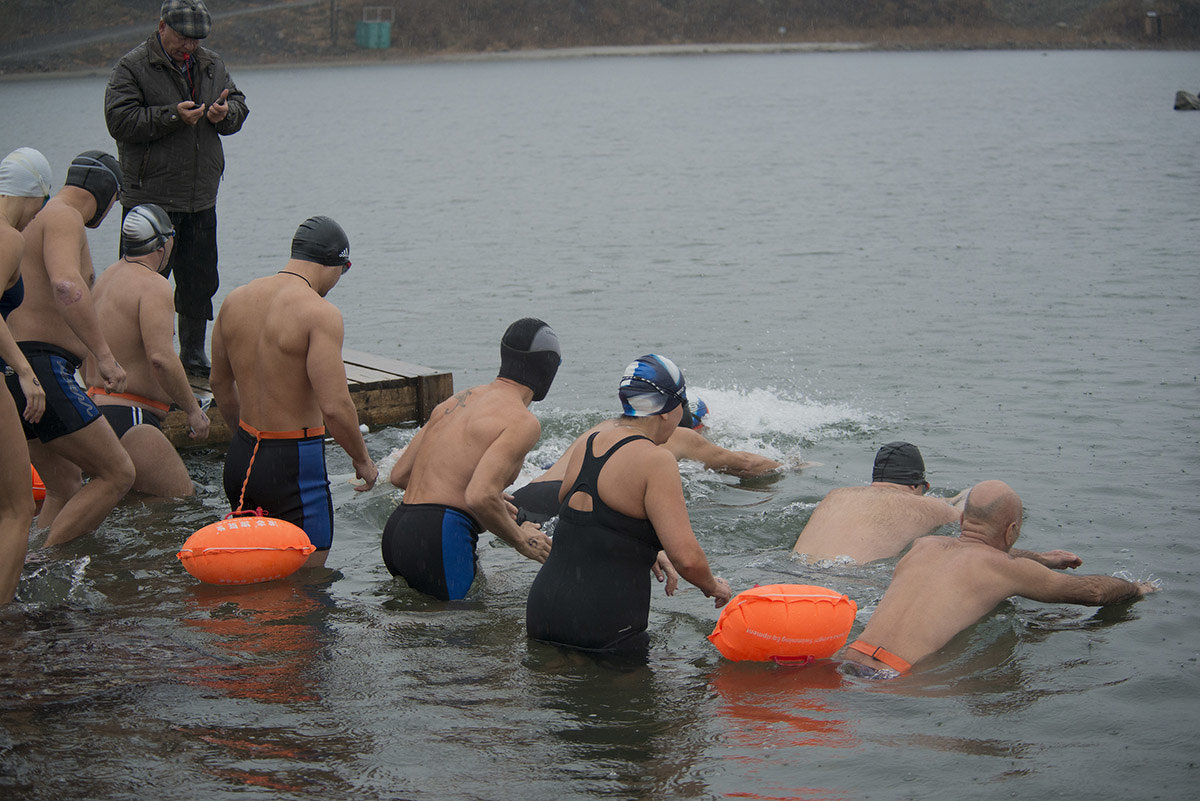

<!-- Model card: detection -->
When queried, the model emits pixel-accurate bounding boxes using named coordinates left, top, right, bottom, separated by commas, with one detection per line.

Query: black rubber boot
left=179, top=314, right=211, bottom=377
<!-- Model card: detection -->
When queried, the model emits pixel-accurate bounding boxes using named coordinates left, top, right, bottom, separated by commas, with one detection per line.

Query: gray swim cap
left=498, top=318, right=561, bottom=402
left=0, top=148, right=52, bottom=199
left=65, top=151, right=123, bottom=228
left=122, top=204, right=175, bottom=257
left=872, top=442, right=927, bottom=486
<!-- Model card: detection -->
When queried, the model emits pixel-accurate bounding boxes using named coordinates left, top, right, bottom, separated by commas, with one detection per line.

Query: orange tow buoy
left=708, top=584, right=857, bottom=663
left=178, top=512, right=315, bottom=585
left=31, top=465, right=45, bottom=502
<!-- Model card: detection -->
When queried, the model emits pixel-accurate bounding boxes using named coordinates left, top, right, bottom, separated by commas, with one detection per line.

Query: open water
left=1, top=49, right=1198, bottom=800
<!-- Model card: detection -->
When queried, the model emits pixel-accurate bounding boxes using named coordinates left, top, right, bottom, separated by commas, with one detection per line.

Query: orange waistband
left=848, top=639, right=912, bottom=675
left=87, top=386, right=170, bottom=414
left=239, top=420, right=326, bottom=440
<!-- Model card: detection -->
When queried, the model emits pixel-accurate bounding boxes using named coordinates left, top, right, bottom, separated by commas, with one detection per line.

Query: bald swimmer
left=837, top=480, right=1156, bottom=677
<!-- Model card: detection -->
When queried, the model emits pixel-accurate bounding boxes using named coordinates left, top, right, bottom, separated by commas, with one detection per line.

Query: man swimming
left=210, top=215, right=378, bottom=568
left=5, top=151, right=136, bottom=546
left=790, top=441, right=968, bottom=564
left=510, top=395, right=783, bottom=524
left=836, top=480, right=1156, bottom=677
left=382, top=318, right=560, bottom=600
left=84, top=204, right=210, bottom=496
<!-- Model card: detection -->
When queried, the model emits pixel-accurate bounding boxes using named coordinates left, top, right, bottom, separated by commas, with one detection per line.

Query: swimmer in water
left=525, top=354, right=732, bottom=656
left=381, top=318, right=561, bottom=601
left=836, top=479, right=1156, bottom=678
left=510, top=393, right=783, bottom=524
left=5, top=151, right=136, bottom=548
left=83, top=204, right=210, bottom=496
left=791, top=441, right=970, bottom=564
left=210, top=215, right=378, bottom=568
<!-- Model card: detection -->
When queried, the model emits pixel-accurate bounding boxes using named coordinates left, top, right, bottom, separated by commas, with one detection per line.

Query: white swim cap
left=0, top=148, right=53, bottom=199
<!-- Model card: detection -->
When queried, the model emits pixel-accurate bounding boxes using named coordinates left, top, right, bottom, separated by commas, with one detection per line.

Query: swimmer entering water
left=837, top=480, right=1157, bottom=678
left=381, top=319, right=561, bottom=601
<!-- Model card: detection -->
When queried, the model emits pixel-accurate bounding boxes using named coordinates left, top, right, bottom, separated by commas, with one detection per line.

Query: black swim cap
left=65, top=150, right=122, bottom=228
left=872, top=441, right=927, bottom=486
left=498, top=318, right=561, bottom=402
left=291, top=215, right=350, bottom=267
left=121, top=203, right=174, bottom=257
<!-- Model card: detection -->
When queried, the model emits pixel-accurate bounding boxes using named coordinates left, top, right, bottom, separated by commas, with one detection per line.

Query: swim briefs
left=223, top=422, right=333, bottom=550
left=381, top=502, right=483, bottom=601
left=3, top=341, right=101, bottom=443
left=510, top=479, right=562, bottom=524
left=97, top=403, right=164, bottom=438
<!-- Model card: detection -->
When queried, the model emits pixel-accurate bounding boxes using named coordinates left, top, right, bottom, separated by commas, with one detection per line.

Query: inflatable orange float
left=178, top=511, right=314, bottom=585
left=31, top=465, right=45, bottom=502
left=708, top=584, right=857, bottom=663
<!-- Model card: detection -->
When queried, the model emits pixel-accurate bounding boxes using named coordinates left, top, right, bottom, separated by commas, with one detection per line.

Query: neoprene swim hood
left=619, top=354, right=687, bottom=417
left=872, top=441, right=927, bottom=486
left=65, top=151, right=122, bottom=228
left=291, top=215, right=351, bottom=267
left=121, top=204, right=174, bottom=257
left=498, top=318, right=560, bottom=402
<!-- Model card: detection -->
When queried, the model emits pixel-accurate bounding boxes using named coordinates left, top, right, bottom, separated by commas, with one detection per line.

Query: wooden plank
left=162, top=352, right=452, bottom=449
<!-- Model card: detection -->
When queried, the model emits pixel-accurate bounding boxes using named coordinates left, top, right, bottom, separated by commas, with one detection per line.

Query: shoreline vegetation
left=1, top=0, right=1197, bottom=79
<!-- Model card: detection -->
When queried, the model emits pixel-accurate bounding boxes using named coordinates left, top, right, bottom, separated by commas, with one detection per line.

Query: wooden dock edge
left=161, top=351, right=453, bottom=450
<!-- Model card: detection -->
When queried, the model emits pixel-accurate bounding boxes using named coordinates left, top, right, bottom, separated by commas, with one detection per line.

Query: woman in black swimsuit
left=526, top=354, right=732, bottom=655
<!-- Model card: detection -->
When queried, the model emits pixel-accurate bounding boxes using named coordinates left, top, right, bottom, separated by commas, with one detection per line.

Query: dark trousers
left=121, top=206, right=219, bottom=320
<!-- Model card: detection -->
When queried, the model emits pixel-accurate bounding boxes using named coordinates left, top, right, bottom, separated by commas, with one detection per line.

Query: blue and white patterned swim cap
left=619, top=354, right=687, bottom=417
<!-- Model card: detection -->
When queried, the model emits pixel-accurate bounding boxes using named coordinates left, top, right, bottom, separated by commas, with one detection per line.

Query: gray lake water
left=1, top=49, right=1198, bottom=800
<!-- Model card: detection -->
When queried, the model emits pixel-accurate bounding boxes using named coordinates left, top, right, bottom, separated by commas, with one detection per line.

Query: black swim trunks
left=3, top=341, right=101, bottom=443
left=381, top=502, right=484, bottom=601
left=526, top=433, right=663, bottom=655
left=97, top=404, right=164, bottom=438
left=223, top=423, right=334, bottom=551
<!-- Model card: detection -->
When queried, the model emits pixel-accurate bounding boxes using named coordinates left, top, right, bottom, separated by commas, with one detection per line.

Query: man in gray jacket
left=104, top=0, right=248, bottom=376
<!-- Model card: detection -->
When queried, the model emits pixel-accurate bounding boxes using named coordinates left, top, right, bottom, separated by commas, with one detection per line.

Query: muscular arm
left=664, top=427, right=782, bottom=477
left=139, top=280, right=208, bottom=436
left=41, top=211, right=123, bottom=388
left=306, top=306, right=376, bottom=488
left=1007, top=556, right=1156, bottom=605
left=208, top=311, right=239, bottom=428
left=463, top=415, right=551, bottom=562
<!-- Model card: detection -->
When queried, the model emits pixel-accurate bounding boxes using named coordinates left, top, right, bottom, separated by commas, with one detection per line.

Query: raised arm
left=463, top=415, right=551, bottom=563
left=306, top=304, right=376, bottom=490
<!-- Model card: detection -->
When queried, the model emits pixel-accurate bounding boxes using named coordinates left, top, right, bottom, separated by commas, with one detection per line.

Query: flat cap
left=161, top=0, right=211, bottom=39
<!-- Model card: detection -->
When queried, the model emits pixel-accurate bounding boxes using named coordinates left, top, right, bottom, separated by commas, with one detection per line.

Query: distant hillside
left=1, top=0, right=1196, bottom=75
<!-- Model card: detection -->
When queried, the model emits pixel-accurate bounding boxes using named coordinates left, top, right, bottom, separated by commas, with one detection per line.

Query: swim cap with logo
left=65, top=150, right=123, bottom=228
left=872, top=441, right=927, bottom=486
left=291, top=215, right=350, bottom=267
left=619, top=354, right=687, bottom=417
left=121, top=204, right=175, bottom=257
left=498, top=318, right=561, bottom=402
left=0, top=148, right=53, bottom=199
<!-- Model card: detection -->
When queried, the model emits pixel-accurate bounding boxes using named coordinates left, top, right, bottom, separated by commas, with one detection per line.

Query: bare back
left=214, top=274, right=340, bottom=430
left=83, top=260, right=171, bottom=405
left=399, top=382, right=540, bottom=511
left=7, top=201, right=95, bottom=358
left=792, top=485, right=960, bottom=563
left=558, top=426, right=663, bottom=520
